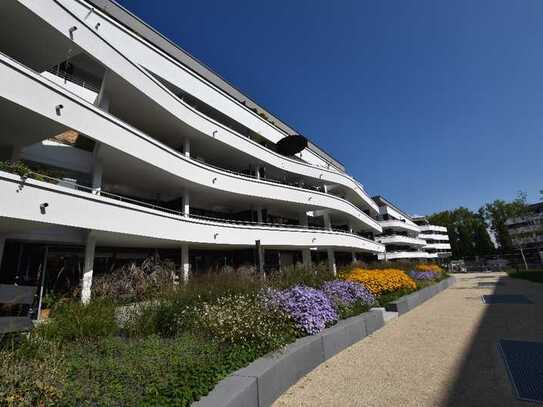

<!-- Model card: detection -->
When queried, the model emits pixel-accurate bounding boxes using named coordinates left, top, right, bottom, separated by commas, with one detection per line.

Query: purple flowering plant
left=265, top=285, right=337, bottom=335
left=407, top=270, right=437, bottom=281
left=322, top=280, right=375, bottom=319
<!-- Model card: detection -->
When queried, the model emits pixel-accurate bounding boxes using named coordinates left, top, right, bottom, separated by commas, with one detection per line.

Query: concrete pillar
left=0, top=235, right=6, bottom=272
left=327, top=248, right=337, bottom=276
left=323, top=184, right=328, bottom=193
left=302, top=248, right=312, bottom=270
left=182, top=191, right=190, bottom=217
left=351, top=251, right=357, bottom=264
left=181, top=245, right=190, bottom=283
left=95, top=71, right=111, bottom=112
left=184, top=138, right=191, bottom=158
left=257, top=207, right=263, bottom=223
left=81, top=233, right=96, bottom=304
left=323, top=212, right=332, bottom=231
left=91, top=144, right=102, bottom=195
left=255, top=165, right=261, bottom=180
left=299, top=212, right=308, bottom=228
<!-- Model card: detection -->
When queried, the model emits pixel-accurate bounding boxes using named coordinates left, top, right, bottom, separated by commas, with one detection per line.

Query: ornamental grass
left=342, top=268, right=416, bottom=296
left=416, top=263, right=443, bottom=273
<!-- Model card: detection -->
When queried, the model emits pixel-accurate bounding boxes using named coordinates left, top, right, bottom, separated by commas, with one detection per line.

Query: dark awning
left=276, top=135, right=308, bottom=156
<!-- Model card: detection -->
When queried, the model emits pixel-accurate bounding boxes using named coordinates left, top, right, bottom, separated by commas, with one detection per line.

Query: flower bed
left=416, top=263, right=443, bottom=273
left=1, top=262, right=445, bottom=406
left=407, top=270, right=438, bottom=281
left=343, top=268, right=417, bottom=296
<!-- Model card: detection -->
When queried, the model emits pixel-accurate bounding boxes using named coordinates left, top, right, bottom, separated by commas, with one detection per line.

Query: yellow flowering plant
left=416, top=263, right=443, bottom=273
left=342, top=268, right=416, bottom=296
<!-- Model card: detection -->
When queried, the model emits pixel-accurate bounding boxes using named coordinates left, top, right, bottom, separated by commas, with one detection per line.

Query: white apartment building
left=372, top=197, right=452, bottom=261
left=413, top=216, right=452, bottom=259
left=505, top=202, right=543, bottom=266
left=0, top=0, right=385, bottom=302
left=372, top=196, right=434, bottom=261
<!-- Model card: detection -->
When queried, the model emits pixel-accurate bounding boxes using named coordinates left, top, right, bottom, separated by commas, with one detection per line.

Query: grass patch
left=507, top=269, right=543, bottom=284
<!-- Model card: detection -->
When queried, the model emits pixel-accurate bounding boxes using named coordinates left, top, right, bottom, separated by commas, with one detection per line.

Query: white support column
left=323, top=212, right=332, bottom=231
left=302, top=248, right=312, bottom=270
left=255, top=165, right=261, bottom=180
left=327, top=248, right=337, bottom=276
left=323, top=184, right=328, bottom=194
left=0, top=235, right=6, bottom=271
left=181, top=245, right=190, bottom=283
left=81, top=232, right=96, bottom=304
left=257, top=207, right=263, bottom=223
left=183, top=191, right=190, bottom=217
left=351, top=251, right=357, bottom=264
left=91, top=144, right=102, bottom=195
left=299, top=212, right=308, bottom=227
left=184, top=138, right=191, bottom=158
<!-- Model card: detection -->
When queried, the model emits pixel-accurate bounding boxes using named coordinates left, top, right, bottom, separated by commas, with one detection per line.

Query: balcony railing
left=46, top=67, right=101, bottom=93
left=6, top=169, right=365, bottom=236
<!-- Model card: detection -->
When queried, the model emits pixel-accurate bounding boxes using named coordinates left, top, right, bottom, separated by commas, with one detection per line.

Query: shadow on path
left=443, top=274, right=543, bottom=407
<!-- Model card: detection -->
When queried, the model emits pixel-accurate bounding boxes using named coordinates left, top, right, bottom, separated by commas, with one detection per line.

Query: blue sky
left=118, top=0, right=543, bottom=215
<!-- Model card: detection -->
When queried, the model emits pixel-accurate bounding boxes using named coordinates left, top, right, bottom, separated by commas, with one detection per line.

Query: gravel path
left=274, top=272, right=543, bottom=407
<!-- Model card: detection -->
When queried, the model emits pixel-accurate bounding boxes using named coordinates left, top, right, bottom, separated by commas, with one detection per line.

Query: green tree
left=428, top=207, right=494, bottom=259
left=478, top=192, right=527, bottom=253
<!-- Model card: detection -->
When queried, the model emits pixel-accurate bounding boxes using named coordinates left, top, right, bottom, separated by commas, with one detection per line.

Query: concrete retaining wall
left=194, top=276, right=456, bottom=407
left=384, top=276, right=456, bottom=315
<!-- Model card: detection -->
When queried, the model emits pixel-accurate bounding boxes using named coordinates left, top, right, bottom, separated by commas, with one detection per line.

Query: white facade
left=373, top=197, right=451, bottom=261
left=0, top=0, right=386, bottom=301
left=413, top=217, right=452, bottom=258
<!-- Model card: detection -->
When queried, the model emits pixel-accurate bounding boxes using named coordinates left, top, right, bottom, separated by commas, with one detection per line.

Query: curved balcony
left=376, top=235, right=427, bottom=247
left=377, top=251, right=437, bottom=261
left=418, top=225, right=447, bottom=233
left=424, top=243, right=452, bottom=251
left=418, top=233, right=450, bottom=241
left=0, top=171, right=385, bottom=253
left=18, top=0, right=379, bottom=215
left=0, top=53, right=381, bottom=233
left=379, top=220, right=420, bottom=233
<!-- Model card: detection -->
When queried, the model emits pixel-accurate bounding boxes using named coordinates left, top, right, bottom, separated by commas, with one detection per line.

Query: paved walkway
left=274, top=273, right=543, bottom=407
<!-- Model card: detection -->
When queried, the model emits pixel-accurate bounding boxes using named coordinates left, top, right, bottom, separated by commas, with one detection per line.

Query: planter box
left=194, top=278, right=457, bottom=407
left=194, top=310, right=385, bottom=407
left=385, top=276, right=456, bottom=315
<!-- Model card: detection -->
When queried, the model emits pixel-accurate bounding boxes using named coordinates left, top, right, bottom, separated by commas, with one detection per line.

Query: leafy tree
left=478, top=192, right=527, bottom=253
left=428, top=207, right=494, bottom=259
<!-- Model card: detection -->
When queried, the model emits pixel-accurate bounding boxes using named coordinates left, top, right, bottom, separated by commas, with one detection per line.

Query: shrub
left=197, top=293, right=296, bottom=353
left=321, top=280, right=375, bottom=319
left=265, top=285, right=337, bottom=335
left=38, top=299, right=117, bottom=342
left=62, top=335, right=261, bottom=406
left=416, top=263, right=443, bottom=273
left=343, top=268, right=416, bottom=297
